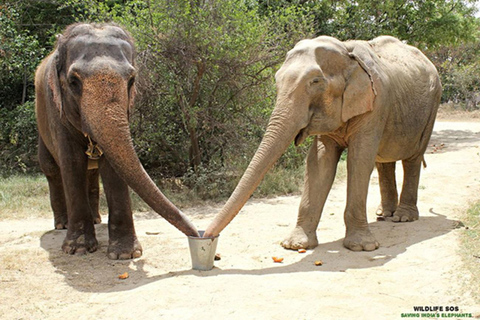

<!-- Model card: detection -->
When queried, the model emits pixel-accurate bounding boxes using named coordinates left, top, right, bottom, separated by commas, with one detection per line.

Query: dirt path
left=1, top=120, right=480, bottom=320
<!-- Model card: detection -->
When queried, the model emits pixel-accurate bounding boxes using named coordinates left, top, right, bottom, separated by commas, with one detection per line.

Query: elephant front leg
left=100, top=159, right=142, bottom=260
left=376, top=162, right=398, bottom=217
left=281, top=136, right=342, bottom=250
left=59, top=149, right=98, bottom=255
left=393, top=157, right=422, bottom=222
left=343, top=137, right=379, bottom=252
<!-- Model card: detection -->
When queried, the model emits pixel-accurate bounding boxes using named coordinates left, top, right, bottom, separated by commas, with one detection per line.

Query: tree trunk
left=189, top=126, right=201, bottom=170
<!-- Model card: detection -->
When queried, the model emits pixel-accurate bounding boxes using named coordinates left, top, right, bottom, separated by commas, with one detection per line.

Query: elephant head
left=204, top=36, right=379, bottom=237
left=48, top=23, right=198, bottom=237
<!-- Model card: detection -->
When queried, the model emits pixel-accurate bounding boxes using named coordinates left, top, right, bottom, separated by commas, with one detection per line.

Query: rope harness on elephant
left=85, top=134, right=103, bottom=170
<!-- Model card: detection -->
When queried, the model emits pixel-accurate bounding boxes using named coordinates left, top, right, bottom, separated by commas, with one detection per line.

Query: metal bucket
left=187, top=230, right=219, bottom=271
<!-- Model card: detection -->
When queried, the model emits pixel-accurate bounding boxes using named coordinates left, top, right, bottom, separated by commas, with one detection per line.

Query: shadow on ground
left=40, top=208, right=459, bottom=293
left=428, top=129, right=480, bottom=154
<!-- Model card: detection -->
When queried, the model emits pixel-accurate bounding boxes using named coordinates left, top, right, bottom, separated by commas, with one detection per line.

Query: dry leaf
left=118, top=272, right=129, bottom=279
left=314, top=260, right=323, bottom=266
left=298, top=249, right=306, bottom=253
left=214, top=253, right=221, bottom=261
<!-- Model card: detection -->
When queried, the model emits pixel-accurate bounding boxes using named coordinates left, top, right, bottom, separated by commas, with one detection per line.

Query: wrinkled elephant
left=35, top=23, right=199, bottom=259
left=204, top=36, right=441, bottom=252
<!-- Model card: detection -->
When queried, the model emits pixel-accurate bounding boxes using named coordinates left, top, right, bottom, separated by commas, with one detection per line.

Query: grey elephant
left=204, top=36, right=441, bottom=252
left=35, top=23, right=199, bottom=259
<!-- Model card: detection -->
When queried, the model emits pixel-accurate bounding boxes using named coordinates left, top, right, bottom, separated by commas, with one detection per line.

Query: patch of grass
left=0, top=160, right=348, bottom=220
left=254, top=165, right=305, bottom=198
left=0, top=174, right=152, bottom=220
left=0, top=175, right=51, bottom=220
left=460, top=201, right=480, bottom=303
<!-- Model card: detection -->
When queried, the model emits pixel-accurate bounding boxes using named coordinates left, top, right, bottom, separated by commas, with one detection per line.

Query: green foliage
left=430, top=41, right=480, bottom=107
left=0, top=101, right=38, bottom=174
left=2, top=0, right=480, bottom=201
left=331, top=0, right=478, bottom=49
left=257, top=0, right=480, bottom=49
left=0, top=2, right=78, bottom=176
left=0, top=6, right=46, bottom=109
left=63, top=0, right=313, bottom=180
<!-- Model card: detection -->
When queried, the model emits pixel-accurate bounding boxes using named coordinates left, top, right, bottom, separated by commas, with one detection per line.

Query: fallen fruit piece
left=298, top=249, right=307, bottom=253
left=118, top=272, right=129, bottom=279
left=314, top=260, right=323, bottom=266
left=272, top=257, right=284, bottom=263
left=214, top=253, right=221, bottom=261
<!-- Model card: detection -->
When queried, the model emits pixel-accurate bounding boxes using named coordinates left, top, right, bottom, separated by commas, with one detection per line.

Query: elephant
left=204, top=35, right=441, bottom=252
left=35, top=23, right=199, bottom=260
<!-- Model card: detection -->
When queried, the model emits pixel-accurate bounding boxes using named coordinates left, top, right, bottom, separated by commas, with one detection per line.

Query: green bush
left=0, top=101, right=38, bottom=175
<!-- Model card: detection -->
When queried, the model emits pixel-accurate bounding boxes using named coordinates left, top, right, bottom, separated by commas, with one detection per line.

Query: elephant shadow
left=428, top=129, right=480, bottom=154
left=40, top=223, right=156, bottom=293
left=207, top=208, right=459, bottom=276
left=40, top=209, right=459, bottom=292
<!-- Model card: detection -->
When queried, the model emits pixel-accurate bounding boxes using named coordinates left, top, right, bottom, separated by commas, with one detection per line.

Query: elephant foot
left=62, top=233, right=98, bottom=255
left=54, top=215, right=68, bottom=230
left=281, top=226, right=318, bottom=250
left=108, top=235, right=142, bottom=260
left=55, top=221, right=67, bottom=230
left=392, top=204, right=419, bottom=222
left=344, top=227, right=379, bottom=251
left=376, top=203, right=396, bottom=217
left=92, top=214, right=102, bottom=225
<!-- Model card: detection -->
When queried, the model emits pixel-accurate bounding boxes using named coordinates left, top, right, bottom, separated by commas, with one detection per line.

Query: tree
left=63, top=0, right=314, bottom=177
left=429, top=40, right=480, bottom=107
left=257, top=0, right=480, bottom=49
left=0, top=6, right=46, bottom=173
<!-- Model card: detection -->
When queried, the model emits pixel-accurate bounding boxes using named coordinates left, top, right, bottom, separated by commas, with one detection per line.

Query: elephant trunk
left=204, top=105, right=306, bottom=237
left=81, top=73, right=199, bottom=237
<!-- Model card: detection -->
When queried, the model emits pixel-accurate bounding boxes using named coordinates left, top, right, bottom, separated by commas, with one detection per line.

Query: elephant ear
left=342, top=41, right=380, bottom=123
left=47, top=50, right=63, bottom=115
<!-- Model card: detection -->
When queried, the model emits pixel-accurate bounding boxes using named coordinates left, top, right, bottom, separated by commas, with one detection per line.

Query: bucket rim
left=188, top=230, right=219, bottom=240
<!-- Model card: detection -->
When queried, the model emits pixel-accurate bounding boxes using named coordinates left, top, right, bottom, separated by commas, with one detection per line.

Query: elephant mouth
left=294, top=112, right=315, bottom=146
left=294, top=128, right=309, bottom=146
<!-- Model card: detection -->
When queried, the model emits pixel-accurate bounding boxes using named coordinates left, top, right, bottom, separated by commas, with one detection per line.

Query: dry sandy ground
left=1, top=120, right=480, bottom=320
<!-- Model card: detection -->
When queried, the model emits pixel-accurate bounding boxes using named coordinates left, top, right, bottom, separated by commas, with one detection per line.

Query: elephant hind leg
left=393, top=157, right=422, bottom=222
left=87, top=169, right=101, bottom=224
left=38, top=137, right=67, bottom=229
left=376, top=162, right=398, bottom=217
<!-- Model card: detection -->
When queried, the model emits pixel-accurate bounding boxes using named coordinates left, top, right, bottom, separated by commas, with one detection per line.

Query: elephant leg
left=343, top=136, right=380, bottom=252
left=375, top=162, right=398, bottom=217
left=58, top=142, right=98, bottom=254
left=100, top=159, right=142, bottom=260
left=393, top=157, right=422, bottom=222
left=38, top=137, right=68, bottom=230
left=87, top=169, right=101, bottom=224
left=281, top=136, right=342, bottom=250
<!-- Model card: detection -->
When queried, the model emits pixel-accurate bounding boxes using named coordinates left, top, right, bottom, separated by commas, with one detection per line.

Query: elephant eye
left=311, top=77, right=321, bottom=84
left=68, top=75, right=83, bottom=95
